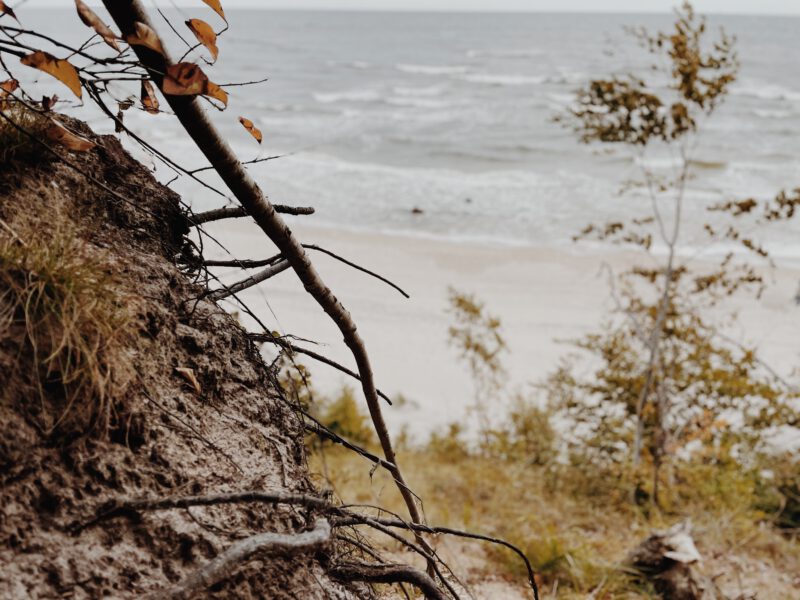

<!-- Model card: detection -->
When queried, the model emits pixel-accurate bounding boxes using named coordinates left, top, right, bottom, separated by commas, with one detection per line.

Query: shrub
left=314, top=385, right=376, bottom=449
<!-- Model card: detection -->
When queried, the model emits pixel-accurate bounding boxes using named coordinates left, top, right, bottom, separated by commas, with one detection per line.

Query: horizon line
left=27, top=5, right=800, bottom=17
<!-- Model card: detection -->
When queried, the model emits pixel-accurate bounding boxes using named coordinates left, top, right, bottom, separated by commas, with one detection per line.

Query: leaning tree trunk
left=100, top=0, right=427, bottom=550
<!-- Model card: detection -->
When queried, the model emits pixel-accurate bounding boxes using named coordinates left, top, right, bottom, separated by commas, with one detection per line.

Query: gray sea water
left=17, top=9, right=800, bottom=255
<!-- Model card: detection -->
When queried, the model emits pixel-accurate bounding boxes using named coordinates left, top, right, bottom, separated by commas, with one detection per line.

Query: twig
left=303, top=244, right=410, bottom=299
left=331, top=561, right=447, bottom=600
left=205, top=259, right=290, bottom=301
left=336, top=516, right=539, bottom=600
left=192, top=256, right=282, bottom=269
left=188, top=152, right=289, bottom=174
left=251, top=333, right=393, bottom=405
left=192, top=204, right=315, bottom=225
left=148, top=519, right=331, bottom=600
left=303, top=417, right=396, bottom=472
left=85, top=490, right=333, bottom=529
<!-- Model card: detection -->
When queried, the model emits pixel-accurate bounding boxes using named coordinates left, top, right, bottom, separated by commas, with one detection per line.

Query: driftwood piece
left=148, top=519, right=331, bottom=599
left=627, top=521, right=726, bottom=600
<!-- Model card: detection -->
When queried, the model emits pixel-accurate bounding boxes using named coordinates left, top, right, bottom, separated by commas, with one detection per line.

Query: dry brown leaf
left=163, top=62, right=207, bottom=96
left=0, top=0, right=18, bottom=22
left=201, top=0, right=226, bottom=22
left=45, top=121, right=95, bottom=152
left=0, top=78, right=18, bottom=97
left=20, top=51, right=82, bottom=99
left=0, top=79, right=17, bottom=111
left=185, top=18, right=218, bottom=61
left=238, top=116, right=262, bottom=143
left=41, top=94, right=58, bottom=111
left=175, top=367, right=202, bottom=394
left=204, top=81, right=228, bottom=107
left=126, top=21, right=165, bottom=56
left=163, top=63, right=227, bottom=107
left=141, top=80, right=159, bottom=113
left=75, top=0, right=120, bottom=51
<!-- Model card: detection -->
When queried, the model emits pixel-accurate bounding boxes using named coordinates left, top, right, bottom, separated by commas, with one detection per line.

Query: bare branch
left=102, top=0, right=428, bottom=568
left=205, top=259, right=291, bottom=301
left=83, top=490, right=333, bottom=530
left=148, top=519, right=331, bottom=600
left=189, top=255, right=283, bottom=269
left=191, top=204, right=315, bottom=225
left=331, top=561, right=447, bottom=600
left=303, top=244, right=410, bottom=299
left=251, top=333, right=394, bottom=406
left=337, top=516, right=539, bottom=600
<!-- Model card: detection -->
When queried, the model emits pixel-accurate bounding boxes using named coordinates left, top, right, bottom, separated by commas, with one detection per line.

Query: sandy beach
left=203, top=219, right=800, bottom=438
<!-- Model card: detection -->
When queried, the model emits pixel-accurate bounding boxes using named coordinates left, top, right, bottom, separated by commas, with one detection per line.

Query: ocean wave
left=732, top=82, right=800, bottom=102
left=396, top=63, right=470, bottom=75
left=752, top=108, right=795, bottom=119
left=392, top=84, right=445, bottom=97
left=456, top=73, right=547, bottom=86
left=313, top=89, right=382, bottom=104
left=385, top=97, right=456, bottom=109
left=326, top=59, right=372, bottom=70
left=466, top=48, right=544, bottom=59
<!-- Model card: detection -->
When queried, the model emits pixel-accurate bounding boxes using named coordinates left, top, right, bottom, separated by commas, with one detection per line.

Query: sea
left=15, top=9, right=800, bottom=257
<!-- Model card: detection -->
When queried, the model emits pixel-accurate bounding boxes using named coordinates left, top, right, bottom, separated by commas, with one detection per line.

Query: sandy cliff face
left=0, top=117, right=359, bottom=599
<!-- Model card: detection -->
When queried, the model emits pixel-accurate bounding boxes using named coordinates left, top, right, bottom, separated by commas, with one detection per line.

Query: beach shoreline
left=204, top=219, right=800, bottom=437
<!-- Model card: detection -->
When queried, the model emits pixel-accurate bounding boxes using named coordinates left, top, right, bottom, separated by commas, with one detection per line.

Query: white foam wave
left=456, top=73, right=547, bottom=86
left=466, top=48, right=544, bottom=59
left=313, top=89, right=381, bottom=104
left=385, top=97, right=455, bottom=109
left=397, top=63, right=469, bottom=75
left=753, top=108, right=794, bottom=119
left=392, top=85, right=445, bottom=97
left=732, top=82, right=800, bottom=102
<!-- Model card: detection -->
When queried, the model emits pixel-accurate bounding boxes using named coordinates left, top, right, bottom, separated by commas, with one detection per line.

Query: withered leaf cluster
left=571, top=1, right=739, bottom=146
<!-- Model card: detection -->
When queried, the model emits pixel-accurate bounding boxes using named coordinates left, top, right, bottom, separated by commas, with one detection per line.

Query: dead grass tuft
left=0, top=102, right=50, bottom=165
left=0, top=217, right=136, bottom=439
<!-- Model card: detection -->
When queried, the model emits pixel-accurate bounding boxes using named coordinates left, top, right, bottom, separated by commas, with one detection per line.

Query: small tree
left=447, top=287, right=507, bottom=440
left=556, top=1, right=799, bottom=507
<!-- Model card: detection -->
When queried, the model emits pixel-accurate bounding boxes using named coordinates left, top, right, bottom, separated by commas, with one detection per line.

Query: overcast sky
left=35, top=0, right=800, bottom=15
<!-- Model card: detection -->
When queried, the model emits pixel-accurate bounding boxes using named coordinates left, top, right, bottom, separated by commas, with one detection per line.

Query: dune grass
left=307, top=389, right=800, bottom=599
left=0, top=217, right=136, bottom=438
